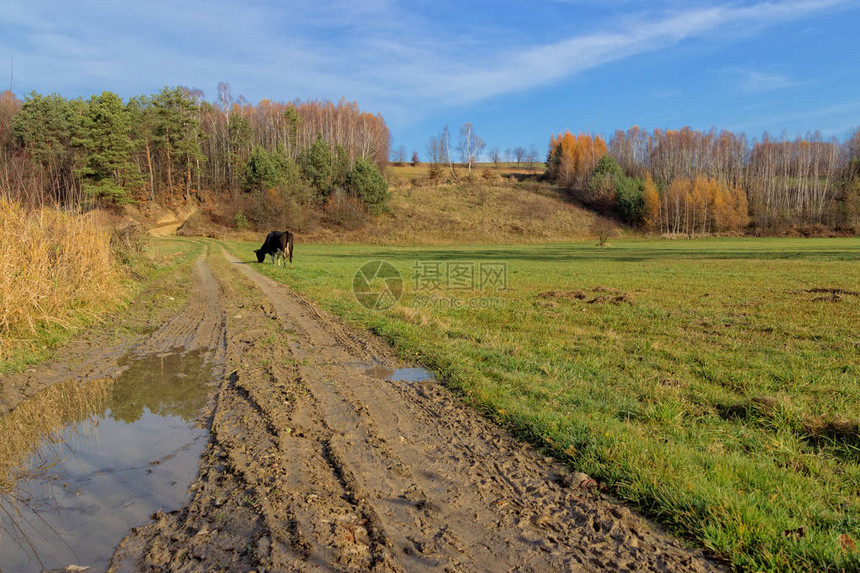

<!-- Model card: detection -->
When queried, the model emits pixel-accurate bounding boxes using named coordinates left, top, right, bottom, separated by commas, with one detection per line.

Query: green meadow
left=225, top=237, right=860, bottom=571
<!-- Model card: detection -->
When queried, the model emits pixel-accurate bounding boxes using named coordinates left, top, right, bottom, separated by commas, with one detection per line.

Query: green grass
left=225, top=237, right=860, bottom=571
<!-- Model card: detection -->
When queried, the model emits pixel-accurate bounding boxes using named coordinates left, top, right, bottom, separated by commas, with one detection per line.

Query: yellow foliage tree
left=548, top=131, right=607, bottom=190
left=642, top=172, right=661, bottom=233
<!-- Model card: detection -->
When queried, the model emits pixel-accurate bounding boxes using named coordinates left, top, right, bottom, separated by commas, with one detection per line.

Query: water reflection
left=0, top=349, right=214, bottom=573
left=362, top=363, right=434, bottom=383
left=110, top=350, right=211, bottom=424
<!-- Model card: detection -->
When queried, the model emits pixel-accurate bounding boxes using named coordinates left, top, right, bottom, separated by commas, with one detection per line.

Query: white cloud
left=0, top=0, right=851, bottom=121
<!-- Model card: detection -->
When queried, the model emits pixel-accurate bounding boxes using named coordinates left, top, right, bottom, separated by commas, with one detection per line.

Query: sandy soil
left=5, top=244, right=726, bottom=571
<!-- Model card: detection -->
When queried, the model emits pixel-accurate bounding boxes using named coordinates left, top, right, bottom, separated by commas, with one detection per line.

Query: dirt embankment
left=5, top=241, right=724, bottom=571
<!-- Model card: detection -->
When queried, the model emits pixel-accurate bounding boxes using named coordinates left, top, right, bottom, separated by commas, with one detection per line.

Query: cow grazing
left=254, top=231, right=294, bottom=268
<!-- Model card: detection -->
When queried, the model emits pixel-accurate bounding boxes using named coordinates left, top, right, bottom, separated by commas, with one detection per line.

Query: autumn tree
left=642, top=173, right=661, bottom=233
left=547, top=131, right=608, bottom=191
left=526, top=145, right=540, bottom=172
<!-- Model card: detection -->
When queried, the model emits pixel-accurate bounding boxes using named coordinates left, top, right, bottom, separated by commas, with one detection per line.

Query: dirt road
left=8, top=244, right=724, bottom=571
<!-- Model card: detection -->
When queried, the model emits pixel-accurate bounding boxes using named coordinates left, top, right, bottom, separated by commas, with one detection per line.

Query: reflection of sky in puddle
left=362, top=364, right=434, bottom=383
left=0, top=350, right=213, bottom=572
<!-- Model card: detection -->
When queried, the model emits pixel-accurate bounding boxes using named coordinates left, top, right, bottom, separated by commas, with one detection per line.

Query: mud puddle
left=0, top=349, right=215, bottom=573
left=361, top=363, right=434, bottom=382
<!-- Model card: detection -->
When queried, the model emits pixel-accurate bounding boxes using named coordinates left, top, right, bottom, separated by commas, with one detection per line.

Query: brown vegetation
left=336, top=176, right=598, bottom=244
left=0, top=197, right=127, bottom=357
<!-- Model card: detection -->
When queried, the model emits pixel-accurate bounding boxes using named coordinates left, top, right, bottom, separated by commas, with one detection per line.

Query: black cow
left=254, top=231, right=294, bottom=268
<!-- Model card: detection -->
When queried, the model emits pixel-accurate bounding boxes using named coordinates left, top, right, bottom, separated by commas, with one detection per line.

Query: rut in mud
left=107, top=247, right=722, bottom=572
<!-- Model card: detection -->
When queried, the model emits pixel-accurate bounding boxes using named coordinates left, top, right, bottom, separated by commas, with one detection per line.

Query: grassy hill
left=318, top=163, right=602, bottom=244
left=175, top=163, right=603, bottom=245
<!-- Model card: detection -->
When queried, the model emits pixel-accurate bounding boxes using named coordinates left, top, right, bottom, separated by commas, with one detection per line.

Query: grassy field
left=225, top=237, right=860, bottom=571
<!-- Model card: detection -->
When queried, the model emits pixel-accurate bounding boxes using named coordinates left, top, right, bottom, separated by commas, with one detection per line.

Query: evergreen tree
left=299, top=135, right=335, bottom=201
left=242, top=146, right=298, bottom=193
left=75, top=91, right=139, bottom=204
left=347, top=158, right=390, bottom=213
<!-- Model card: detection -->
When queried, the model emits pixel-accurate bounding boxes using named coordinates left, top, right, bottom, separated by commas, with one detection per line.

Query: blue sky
left=1, top=0, right=858, bottom=159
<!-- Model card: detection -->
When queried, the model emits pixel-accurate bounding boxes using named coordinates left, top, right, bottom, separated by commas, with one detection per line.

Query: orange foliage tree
left=546, top=131, right=607, bottom=190
left=658, top=176, right=748, bottom=235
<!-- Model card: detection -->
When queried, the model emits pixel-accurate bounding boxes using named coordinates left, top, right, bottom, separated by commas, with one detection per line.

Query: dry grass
left=335, top=180, right=599, bottom=244
left=387, top=162, right=541, bottom=187
left=0, top=198, right=127, bottom=358
left=0, top=378, right=111, bottom=492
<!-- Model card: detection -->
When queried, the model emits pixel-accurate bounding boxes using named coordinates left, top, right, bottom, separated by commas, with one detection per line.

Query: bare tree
left=590, top=217, right=619, bottom=246
left=513, top=146, right=526, bottom=167
left=488, top=147, right=501, bottom=168
left=458, top=122, right=485, bottom=180
left=426, top=132, right=445, bottom=182
left=526, top=145, right=539, bottom=172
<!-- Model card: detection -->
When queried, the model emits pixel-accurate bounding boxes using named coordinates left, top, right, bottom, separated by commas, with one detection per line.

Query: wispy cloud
left=400, top=0, right=847, bottom=105
left=734, top=69, right=798, bottom=93
left=0, top=0, right=851, bottom=123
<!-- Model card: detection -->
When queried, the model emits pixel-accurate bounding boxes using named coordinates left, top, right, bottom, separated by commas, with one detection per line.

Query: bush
left=83, top=179, right=133, bottom=206
left=234, top=210, right=249, bottom=230
left=110, top=222, right=147, bottom=266
left=590, top=216, right=619, bottom=246
left=228, top=182, right=320, bottom=234
left=323, top=193, right=368, bottom=230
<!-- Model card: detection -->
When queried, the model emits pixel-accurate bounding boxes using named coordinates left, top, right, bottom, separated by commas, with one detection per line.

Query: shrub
left=323, top=193, right=368, bottom=230
left=234, top=210, right=249, bottom=230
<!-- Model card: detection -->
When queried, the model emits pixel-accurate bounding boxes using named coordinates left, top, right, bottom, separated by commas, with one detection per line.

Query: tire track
left=223, top=249, right=724, bottom=572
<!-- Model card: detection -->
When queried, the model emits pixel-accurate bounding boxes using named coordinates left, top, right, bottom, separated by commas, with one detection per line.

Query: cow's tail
left=288, top=232, right=294, bottom=266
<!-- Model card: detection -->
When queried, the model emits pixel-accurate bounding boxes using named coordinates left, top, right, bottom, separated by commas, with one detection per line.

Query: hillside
left=177, top=164, right=603, bottom=245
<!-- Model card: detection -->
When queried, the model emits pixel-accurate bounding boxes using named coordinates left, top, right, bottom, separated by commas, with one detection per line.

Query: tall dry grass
left=0, top=197, right=126, bottom=358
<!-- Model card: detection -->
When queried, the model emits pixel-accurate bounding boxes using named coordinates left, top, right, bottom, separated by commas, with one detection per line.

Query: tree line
left=546, top=126, right=860, bottom=234
left=0, top=84, right=391, bottom=217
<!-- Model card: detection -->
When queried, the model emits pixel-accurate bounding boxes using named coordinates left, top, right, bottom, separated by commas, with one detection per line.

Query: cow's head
left=254, top=249, right=265, bottom=263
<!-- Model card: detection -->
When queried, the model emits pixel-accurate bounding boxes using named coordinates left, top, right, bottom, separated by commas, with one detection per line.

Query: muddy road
left=4, top=244, right=723, bottom=572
